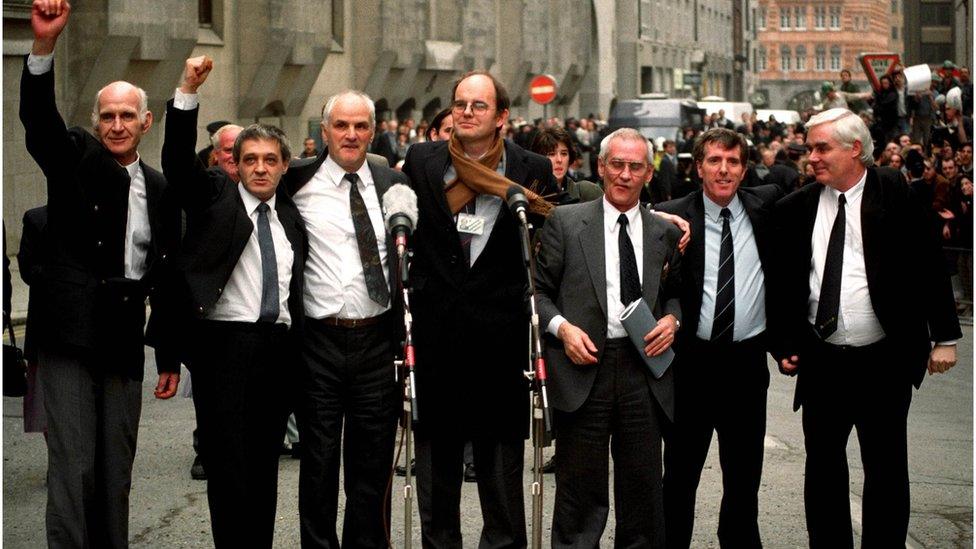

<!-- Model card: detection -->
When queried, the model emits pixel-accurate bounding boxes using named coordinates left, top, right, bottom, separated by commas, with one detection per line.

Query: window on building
left=332, top=0, right=345, bottom=48
left=815, top=45, right=826, bottom=71
left=781, top=46, right=791, bottom=71
left=794, top=6, right=806, bottom=29
left=829, top=6, right=841, bottom=29
left=891, top=26, right=898, bottom=39
left=830, top=45, right=841, bottom=71
left=758, top=46, right=767, bottom=71
left=199, top=0, right=213, bottom=27
left=758, top=7, right=766, bottom=29
left=814, top=6, right=826, bottom=28
left=780, top=8, right=790, bottom=29
left=891, top=0, right=898, bottom=13
left=796, top=45, right=807, bottom=71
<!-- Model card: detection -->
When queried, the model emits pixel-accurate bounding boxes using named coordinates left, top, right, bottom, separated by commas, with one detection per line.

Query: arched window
left=796, top=45, right=807, bottom=71
left=781, top=45, right=792, bottom=72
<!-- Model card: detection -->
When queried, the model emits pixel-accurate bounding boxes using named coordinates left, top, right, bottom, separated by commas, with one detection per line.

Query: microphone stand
left=395, top=245, right=419, bottom=549
left=514, top=214, right=553, bottom=549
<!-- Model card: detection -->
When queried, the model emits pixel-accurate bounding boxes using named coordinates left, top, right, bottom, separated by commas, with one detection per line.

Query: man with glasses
left=400, top=70, right=558, bottom=547
left=535, top=128, right=683, bottom=547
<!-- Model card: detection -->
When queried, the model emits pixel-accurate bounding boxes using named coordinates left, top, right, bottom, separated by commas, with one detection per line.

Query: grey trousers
left=38, top=348, right=142, bottom=549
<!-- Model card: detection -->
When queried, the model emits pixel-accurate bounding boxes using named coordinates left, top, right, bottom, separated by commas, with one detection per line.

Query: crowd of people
left=3, top=2, right=969, bottom=549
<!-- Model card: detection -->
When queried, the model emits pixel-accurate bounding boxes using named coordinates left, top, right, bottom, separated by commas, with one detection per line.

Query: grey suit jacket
left=535, top=198, right=683, bottom=418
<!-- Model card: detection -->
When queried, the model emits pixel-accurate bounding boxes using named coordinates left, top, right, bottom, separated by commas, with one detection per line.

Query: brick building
left=755, top=0, right=903, bottom=109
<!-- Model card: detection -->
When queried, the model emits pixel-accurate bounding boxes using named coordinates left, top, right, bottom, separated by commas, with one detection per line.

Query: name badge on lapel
left=456, top=213, right=485, bottom=235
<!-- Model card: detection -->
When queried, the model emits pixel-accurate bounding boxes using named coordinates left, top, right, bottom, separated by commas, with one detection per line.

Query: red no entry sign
left=529, top=74, right=558, bottom=105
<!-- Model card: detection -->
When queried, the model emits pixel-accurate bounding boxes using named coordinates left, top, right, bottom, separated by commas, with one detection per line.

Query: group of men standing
left=21, top=1, right=961, bottom=548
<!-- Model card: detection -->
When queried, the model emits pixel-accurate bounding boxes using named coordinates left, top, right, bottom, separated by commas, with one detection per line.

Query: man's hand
left=154, top=372, right=180, bottom=399
left=643, top=314, right=677, bottom=357
left=557, top=321, right=599, bottom=365
left=653, top=211, right=691, bottom=254
left=31, top=0, right=70, bottom=55
left=779, top=355, right=799, bottom=376
left=927, top=344, right=957, bottom=375
left=180, top=55, right=213, bottom=94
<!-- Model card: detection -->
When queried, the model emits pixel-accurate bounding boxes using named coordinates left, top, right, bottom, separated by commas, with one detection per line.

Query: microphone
left=506, top=185, right=529, bottom=226
left=382, top=183, right=418, bottom=257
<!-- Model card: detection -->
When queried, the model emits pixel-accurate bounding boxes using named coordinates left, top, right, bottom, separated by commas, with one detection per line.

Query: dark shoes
left=395, top=459, right=416, bottom=477
left=463, top=463, right=477, bottom=483
left=190, top=456, right=206, bottom=480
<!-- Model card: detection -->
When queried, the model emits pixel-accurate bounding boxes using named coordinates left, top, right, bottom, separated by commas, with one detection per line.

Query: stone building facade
left=755, top=0, right=902, bottom=109
left=3, top=0, right=746, bottom=246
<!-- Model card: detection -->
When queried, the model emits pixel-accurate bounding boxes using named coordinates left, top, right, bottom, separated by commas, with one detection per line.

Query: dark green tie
left=346, top=173, right=390, bottom=307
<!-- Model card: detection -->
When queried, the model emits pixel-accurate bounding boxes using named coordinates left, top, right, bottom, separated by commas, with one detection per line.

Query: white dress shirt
left=292, top=155, right=390, bottom=320
left=548, top=198, right=644, bottom=339
left=697, top=193, right=766, bottom=341
left=121, top=158, right=151, bottom=280
left=807, top=172, right=885, bottom=346
left=208, top=186, right=294, bottom=326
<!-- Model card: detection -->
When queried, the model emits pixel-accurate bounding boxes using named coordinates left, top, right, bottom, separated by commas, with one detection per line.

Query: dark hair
left=451, top=70, right=511, bottom=112
left=530, top=127, right=579, bottom=165
left=233, top=124, right=292, bottom=163
left=692, top=128, right=749, bottom=164
left=663, top=139, right=676, bottom=149
left=426, top=107, right=453, bottom=141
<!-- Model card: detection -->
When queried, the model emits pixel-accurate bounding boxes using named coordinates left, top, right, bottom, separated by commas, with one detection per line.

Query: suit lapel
left=579, top=200, right=608, bottom=319
left=640, top=207, right=666, bottom=307
left=142, top=162, right=163, bottom=258
left=231, top=184, right=256, bottom=262
left=425, top=142, right=454, bottom=222
left=860, top=168, right=884, bottom=300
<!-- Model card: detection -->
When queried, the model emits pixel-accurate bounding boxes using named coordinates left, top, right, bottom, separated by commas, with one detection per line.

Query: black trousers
left=189, top=320, right=292, bottom=549
left=297, top=315, right=399, bottom=549
left=552, top=339, right=667, bottom=549
left=663, top=335, right=769, bottom=549
left=800, top=338, right=912, bottom=549
left=414, top=433, right=526, bottom=549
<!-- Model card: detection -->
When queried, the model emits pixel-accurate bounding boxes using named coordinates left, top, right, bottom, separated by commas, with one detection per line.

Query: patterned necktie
left=815, top=193, right=846, bottom=338
left=256, top=202, right=280, bottom=323
left=711, top=207, right=735, bottom=343
left=458, top=198, right=476, bottom=265
left=347, top=173, right=390, bottom=307
left=618, top=213, right=641, bottom=306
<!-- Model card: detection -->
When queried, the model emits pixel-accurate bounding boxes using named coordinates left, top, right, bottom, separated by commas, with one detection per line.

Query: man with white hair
left=21, top=2, right=182, bottom=546
left=770, top=108, right=961, bottom=547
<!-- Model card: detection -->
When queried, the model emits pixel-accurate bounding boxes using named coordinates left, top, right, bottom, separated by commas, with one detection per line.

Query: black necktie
left=347, top=173, right=390, bottom=307
left=815, top=193, right=846, bottom=338
left=618, top=214, right=641, bottom=306
left=256, top=202, right=279, bottom=323
left=459, top=198, right=476, bottom=265
left=711, top=207, right=735, bottom=343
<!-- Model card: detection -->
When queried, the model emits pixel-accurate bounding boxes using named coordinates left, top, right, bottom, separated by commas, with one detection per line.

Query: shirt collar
left=121, top=154, right=141, bottom=179
left=324, top=154, right=372, bottom=187
left=602, top=196, right=641, bottom=233
left=702, top=192, right=744, bottom=223
left=238, top=182, right=276, bottom=215
left=824, top=169, right=867, bottom=204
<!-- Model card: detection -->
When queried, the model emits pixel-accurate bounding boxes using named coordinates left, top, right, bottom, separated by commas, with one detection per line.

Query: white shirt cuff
left=173, top=89, right=199, bottom=110
left=27, top=53, right=54, bottom=75
left=547, top=315, right=567, bottom=338
left=935, top=340, right=958, bottom=346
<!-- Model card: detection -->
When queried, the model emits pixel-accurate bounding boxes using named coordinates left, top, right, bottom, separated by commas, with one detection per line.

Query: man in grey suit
left=535, top=128, right=684, bottom=548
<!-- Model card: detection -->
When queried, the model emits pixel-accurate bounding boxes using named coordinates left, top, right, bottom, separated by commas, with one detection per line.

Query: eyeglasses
left=605, top=159, right=648, bottom=174
left=451, top=100, right=491, bottom=115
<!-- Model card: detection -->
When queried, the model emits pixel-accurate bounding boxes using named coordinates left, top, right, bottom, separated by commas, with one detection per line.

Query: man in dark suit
left=20, top=4, right=181, bottom=547
left=770, top=108, right=961, bottom=548
left=162, top=55, right=307, bottom=548
left=400, top=71, right=557, bottom=547
left=653, top=139, right=678, bottom=204
left=656, top=128, right=782, bottom=548
left=282, top=90, right=410, bottom=548
left=535, top=127, right=683, bottom=548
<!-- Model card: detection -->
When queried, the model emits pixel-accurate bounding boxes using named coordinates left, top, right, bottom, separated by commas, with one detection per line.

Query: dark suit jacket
left=161, top=100, right=307, bottom=359
left=401, top=139, right=557, bottom=440
left=534, top=199, right=683, bottom=419
left=19, top=59, right=181, bottom=378
left=17, top=206, right=48, bottom=363
left=656, top=185, right=782, bottom=346
left=653, top=154, right=677, bottom=204
left=769, top=167, right=962, bottom=409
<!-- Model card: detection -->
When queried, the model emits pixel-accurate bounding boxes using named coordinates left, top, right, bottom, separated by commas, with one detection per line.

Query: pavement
left=2, top=266, right=972, bottom=547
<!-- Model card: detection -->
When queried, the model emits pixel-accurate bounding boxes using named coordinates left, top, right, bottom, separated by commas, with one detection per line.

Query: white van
left=697, top=97, right=753, bottom=123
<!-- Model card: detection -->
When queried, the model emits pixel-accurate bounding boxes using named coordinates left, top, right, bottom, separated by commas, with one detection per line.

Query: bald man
left=20, top=2, right=181, bottom=547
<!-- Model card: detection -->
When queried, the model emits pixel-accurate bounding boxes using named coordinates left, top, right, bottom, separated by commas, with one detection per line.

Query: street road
left=3, top=327, right=972, bottom=547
